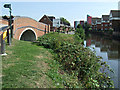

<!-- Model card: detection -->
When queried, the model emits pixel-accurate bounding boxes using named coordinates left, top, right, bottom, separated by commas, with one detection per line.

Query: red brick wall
left=13, top=17, right=50, bottom=40
left=0, top=19, right=8, bottom=35
left=96, top=24, right=101, bottom=30
left=39, top=15, right=53, bottom=31
left=101, top=22, right=110, bottom=30
left=87, top=16, right=92, bottom=25
left=0, top=19, right=8, bottom=25
left=92, top=25, right=96, bottom=30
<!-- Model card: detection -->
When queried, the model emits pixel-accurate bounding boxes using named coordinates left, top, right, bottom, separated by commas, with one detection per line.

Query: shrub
left=89, top=28, right=92, bottom=31
left=55, top=43, right=114, bottom=88
left=69, top=29, right=73, bottom=32
left=36, top=32, right=75, bottom=50
left=36, top=32, right=114, bottom=88
left=75, top=27, right=85, bottom=40
left=74, top=27, right=85, bottom=44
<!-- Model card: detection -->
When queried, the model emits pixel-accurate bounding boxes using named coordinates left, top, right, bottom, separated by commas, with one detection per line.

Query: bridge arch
left=19, top=28, right=37, bottom=41
left=13, top=16, right=50, bottom=41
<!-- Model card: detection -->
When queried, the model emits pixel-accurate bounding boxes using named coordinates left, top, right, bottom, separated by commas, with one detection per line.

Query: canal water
left=84, top=33, right=120, bottom=88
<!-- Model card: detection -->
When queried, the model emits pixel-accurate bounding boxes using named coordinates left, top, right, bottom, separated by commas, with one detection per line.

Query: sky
left=0, top=0, right=119, bottom=26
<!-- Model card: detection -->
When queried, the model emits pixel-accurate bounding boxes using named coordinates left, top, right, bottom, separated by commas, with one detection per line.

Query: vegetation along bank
left=35, top=26, right=114, bottom=88
left=2, top=25, right=114, bottom=88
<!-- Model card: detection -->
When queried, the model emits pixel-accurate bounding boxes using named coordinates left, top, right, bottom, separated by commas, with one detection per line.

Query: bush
left=55, top=43, right=114, bottom=88
left=35, top=32, right=114, bottom=88
left=74, top=27, right=85, bottom=44
left=69, top=29, right=73, bottom=32
left=75, top=27, right=85, bottom=40
left=36, top=32, right=75, bottom=50
left=89, top=28, right=92, bottom=31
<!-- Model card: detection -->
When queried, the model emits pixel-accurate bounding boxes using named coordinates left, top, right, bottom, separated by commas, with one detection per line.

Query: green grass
left=2, top=39, right=61, bottom=88
left=2, top=39, right=82, bottom=88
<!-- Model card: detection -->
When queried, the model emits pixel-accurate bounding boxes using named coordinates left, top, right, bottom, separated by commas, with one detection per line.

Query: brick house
left=39, top=15, right=55, bottom=31
left=101, top=15, right=110, bottom=30
left=92, top=17, right=102, bottom=30
left=74, top=21, right=80, bottom=29
left=92, top=17, right=98, bottom=30
left=96, top=18, right=101, bottom=31
left=87, top=15, right=92, bottom=25
left=109, top=10, right=120, bottom=36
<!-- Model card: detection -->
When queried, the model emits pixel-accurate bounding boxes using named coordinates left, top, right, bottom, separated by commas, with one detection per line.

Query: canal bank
left=35, top=32, right=115, bottom=88
left=84, top=33, right=120, bottom=89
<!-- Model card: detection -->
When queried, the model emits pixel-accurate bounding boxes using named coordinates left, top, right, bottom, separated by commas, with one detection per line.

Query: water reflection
left=85, top=34, right=120, bottom=88
left=86, top=34, right=120, bottom=60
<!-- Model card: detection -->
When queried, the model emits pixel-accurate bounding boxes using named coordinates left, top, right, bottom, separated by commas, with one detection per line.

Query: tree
left=84, top=21, right=91, bottom=33
left=77, top=24, right=82, bottom=29
left=60, top=17, right=70, bottom=26
left=75, top=24, right=85, bottom=44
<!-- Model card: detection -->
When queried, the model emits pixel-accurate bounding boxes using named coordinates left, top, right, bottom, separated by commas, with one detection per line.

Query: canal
left=84, top=33, right=120, bottom=88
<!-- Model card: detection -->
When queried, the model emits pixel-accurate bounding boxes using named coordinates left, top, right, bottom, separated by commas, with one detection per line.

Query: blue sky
left=1, top=1, right=119, bottom=26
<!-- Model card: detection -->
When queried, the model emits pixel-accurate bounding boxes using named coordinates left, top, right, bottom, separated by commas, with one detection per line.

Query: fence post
left=7, top=29, right=11, bottom=45
left=1, top=33, right=5, bottom=54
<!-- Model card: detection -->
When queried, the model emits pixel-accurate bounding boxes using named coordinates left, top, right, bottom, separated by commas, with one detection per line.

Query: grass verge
left=2, top=39, right=75, bottom=88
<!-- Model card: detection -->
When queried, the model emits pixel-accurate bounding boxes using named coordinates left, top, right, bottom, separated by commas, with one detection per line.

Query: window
left=105, top=28, right=107, bottom=30
left=105, top=20, right=107, bottom=22
left=105, top=24, right=108, bottom=27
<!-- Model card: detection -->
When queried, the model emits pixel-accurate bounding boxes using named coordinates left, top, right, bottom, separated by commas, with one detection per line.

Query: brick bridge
left=0, top=16, right=50, bottom=41
left=13, top=16, right=50, bottom=41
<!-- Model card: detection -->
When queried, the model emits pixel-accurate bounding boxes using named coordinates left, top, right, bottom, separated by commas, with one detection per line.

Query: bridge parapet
left=13, top=16, right=50, bottom=40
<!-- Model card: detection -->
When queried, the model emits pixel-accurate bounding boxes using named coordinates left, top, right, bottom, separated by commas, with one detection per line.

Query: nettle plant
left=55, top=43, right=114, bottom=88
left=36, top=33, right=114, bottom=88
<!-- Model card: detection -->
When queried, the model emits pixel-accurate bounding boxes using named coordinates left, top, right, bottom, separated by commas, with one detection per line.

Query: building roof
left=110, top=10, right=120, bottom=17
left=80, top=20, right=84, bottom=22
left=47, top=16, right=55, bottom=18
left=39, top=15, right=55, bottom=23
left=102, top=15, right=109, bottom=21
left=47, top=16, right=55, bottom=22
left=39, top=15, right=52, bottom=24
left=96, top=18, right=101, bottom=22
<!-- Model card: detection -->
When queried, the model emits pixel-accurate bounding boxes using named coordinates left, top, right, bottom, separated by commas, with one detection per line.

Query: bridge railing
left=0, top=26, right=11, bottom=55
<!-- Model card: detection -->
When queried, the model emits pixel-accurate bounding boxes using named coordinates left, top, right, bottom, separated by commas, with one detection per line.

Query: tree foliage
left=60, top=17, right=70, bottom=26
left=75, top=24, right=85, bottom=43
left=84, top=21, right=91, bottom=33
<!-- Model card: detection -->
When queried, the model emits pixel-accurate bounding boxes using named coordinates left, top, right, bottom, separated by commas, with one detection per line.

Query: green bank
left=2, top=31, right=114, bottom=88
